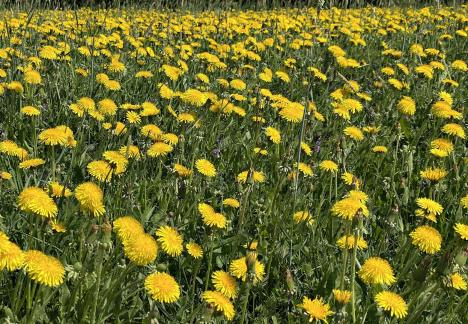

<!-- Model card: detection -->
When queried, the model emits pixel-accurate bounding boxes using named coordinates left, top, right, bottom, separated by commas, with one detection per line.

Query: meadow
left=0, top=4, right=467, bottom=323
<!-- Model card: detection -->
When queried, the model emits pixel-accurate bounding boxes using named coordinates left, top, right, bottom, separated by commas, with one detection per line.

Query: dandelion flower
left=124, top=233, right=158, bottom=266
left=47, top=181, right=72, bottom=198
left=23, top=250, right=64, bottom=287
left=19, top=158, right=45, bottom=169
left=344, top=126, right=364, bottom=141
left=237, top=170, right=265, bottom=184
left=410, top=225, right=442, bottom=254
left=293, top=211, right=314, bottom=224
left=156, top=226, right=183, bottom=257
left=186, top=242, right=203, bottom=259
left=331, top=197, right=369, bottom=220
left=18, top=187, right=57, bottom=218
left=375, top=291, right=408, bottom=319
left=145, top=272, right=180, bottom=303
left=103, top=151, right=128, bottom=174
left=202, top=291, right=235, bottom=320
left=441, top=123, right=465, bottom=139
left=416, top=198, right=443, bottom=215
left=448, top=273, right=467, bottom=290
left=212, top=271, right=238, bottom=298
left=0, top=238, right=24, bottom=271
left=87, top=160, right=113, bottom=182
left=320, top=160, right=338, bottom=172
left=454, top=223, right=468, bottom=240
left=223, top=198, right=240, bottom=208
left=397, top=96, right=416, bottom=116
left=74, top=182, right=105, bottom=217
left=265, top=127, right=281, bottom=144
left=298, top=296, right=334, bottom=323
left=372, top=146, right=388, bottom=153
left=333, top=289, right=352, bottom=304
left=113, top=216, right=144, bottom=243
left=198, top=203, right=227, bottom=229
left=420, top=168, right=447, bottom=181
left=196, top=159, right=216, bottom=177
left=337, top=235, right=368, bottom=250
left=229, top=257, right=265, bottom=283
left=21, top=106, right=41, bottom=116
left=358, top=257, right=396, bottom=286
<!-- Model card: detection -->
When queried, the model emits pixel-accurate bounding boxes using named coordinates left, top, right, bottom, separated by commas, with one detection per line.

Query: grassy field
left=0, top=4, right=467, bottom=323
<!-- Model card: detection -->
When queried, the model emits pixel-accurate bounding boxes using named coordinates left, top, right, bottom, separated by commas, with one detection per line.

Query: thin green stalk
left=90, top=241, right=105, bottom=324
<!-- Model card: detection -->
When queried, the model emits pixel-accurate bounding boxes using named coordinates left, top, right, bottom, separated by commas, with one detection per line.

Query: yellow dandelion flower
left=229, top=257, right=265, bottom=283
left=113, top=216, right=144, bottom=243
left=441, top=123, right=465, bottom=139
left=1, top=171, right=12, bottom=180
left=156, top=226, right=183, bottom=257
left=186, top=242, right=203, bottom=259
left=372, top=146, right=388, bottom=153
left=87, top=160, right=113, bottom=182
left=416, top=198, right=443, bottom=215
left=23, top=250, right=64, bottom=287
left=174, top=163, right=192, bottom=177
left=375, top=291, right=408, bottom=319
left=454, top=223, right=468, bottom=241
left=24, top=70, right=42, bottom=84
left=21, top=106, right=41, bottom=116
left=145, top=272, right=180, bottom=303
left=420, top=167, right=447, bottom=181
left=320, top=160, right=338, bottom=172
left=298, top=296, right=334, bottom=323
left=18, top=187, right=57, bottom=218
left=19, top=158, right=45, bottom=169
left=202, top=291, right=235, bottom=320
left=237, top=170, right=265, bottom=184
left=212, top=271, right=238, bottom=298
left=344, top=126, right=364, bottom=141
left=74, top=182, right=105, bottom=217
left=337, top=235, right=368, bottom=250
left=123, top=233, right=158, bottom=266
left=119, top=145, right=141, bottom=160
left=103, top=151, right=128, bottom=174
left=223, top=198, right=240, bottom=208
left=147, top=142, right=173, bottom=158
left=358, top=257, right=396, bottom=286
left=198, top=203, right=226, bottom=229
left=0, top=237, right=24, bottom=271
left=333, top=289, right=352, bottom=304
left=448, top=273, right=467, bottom=290
left=265, top=127, right=281, bottom=144
left=410, top=225, right=442, bottom=254
left=293, top=211, right=314, bottom=224
left=195, top=159, right=216, bottom=177
left=47, top=181, right=72, bottom=198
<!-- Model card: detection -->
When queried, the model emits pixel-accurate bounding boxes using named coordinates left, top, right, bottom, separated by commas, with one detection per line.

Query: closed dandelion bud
left=102, top=221, right=112, bottom=243
left=407, top=151, right=413, bottom=175
left=157, top=263, right=168, bottom=271
left=286, top=270, right=296, bottom=293
left=454, top=247, right=467, bottom=267
left=246, top=251, right=257, bottom=274
left=87, top=225, right=99, bottom=243
left=73, top=261, right=82, bottom=271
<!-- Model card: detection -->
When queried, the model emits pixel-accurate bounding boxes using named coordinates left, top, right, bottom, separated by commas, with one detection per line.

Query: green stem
left=90, top=242, right=105, bottom=324
left=339, top=221, right=352, bottom=289
left=239, top=278, right=253, bottom=324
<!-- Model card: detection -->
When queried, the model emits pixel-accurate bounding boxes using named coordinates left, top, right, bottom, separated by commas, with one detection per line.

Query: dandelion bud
left=454, top=247, right=467, bottom=267
left=246, top=251, right=257, bottom=275
left=286, top=270, right=296, bottom=293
